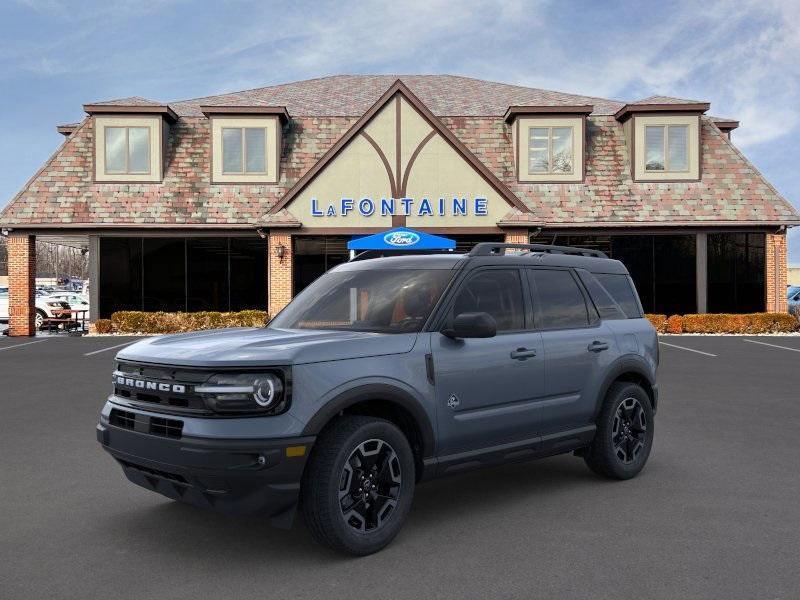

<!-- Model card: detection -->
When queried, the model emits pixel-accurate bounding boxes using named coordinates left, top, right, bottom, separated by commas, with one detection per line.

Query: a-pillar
left=8, top=233, right=36, bottom=336
left=268, top=231, right=294, bottom=317
left=765, top=232, right=788, bottom=312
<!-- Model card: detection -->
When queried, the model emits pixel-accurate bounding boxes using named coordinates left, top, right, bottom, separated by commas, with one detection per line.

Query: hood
left=116, top=327, right=418, bottom=368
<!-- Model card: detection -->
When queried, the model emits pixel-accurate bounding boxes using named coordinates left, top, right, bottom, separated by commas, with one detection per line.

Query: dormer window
left=105, top=126, right=151, bottom=174
left=528, top=126, right=574, bottom=174
left=644, top=124, right=688, bottom=172
left=222, top=127, right=268, bottom=174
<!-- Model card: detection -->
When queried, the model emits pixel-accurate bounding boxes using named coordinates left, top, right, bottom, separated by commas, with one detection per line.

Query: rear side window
left=529, top=269, right=589, bottom=330
left=450, top=269, right=525, bottom=332
left=595, top=273, right=643, bottom=318
left=577, top=270, right=626, bottom=320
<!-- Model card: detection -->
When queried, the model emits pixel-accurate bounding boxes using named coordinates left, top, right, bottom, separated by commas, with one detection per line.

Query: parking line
left=658, top=341, right=717, bottom=357
left=84, top=340, right=139, bottom=356
left=0, top=339, right=49, bottom=352
left=742, top=338, right=800, bottom=353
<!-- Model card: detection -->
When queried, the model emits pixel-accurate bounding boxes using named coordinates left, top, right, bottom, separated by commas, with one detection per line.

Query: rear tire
left=35, top=309, right=46, bottom=330
left=584, top=382, right=654, bottom=480
left=301, top=415, right=415, bottom=556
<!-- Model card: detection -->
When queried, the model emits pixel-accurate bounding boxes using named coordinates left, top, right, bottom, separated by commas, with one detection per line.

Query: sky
left=1, top=0, right=798, bottom=260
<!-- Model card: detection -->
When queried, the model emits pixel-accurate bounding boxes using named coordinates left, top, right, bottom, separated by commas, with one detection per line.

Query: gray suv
left=97, top=243, right=658, bottom=555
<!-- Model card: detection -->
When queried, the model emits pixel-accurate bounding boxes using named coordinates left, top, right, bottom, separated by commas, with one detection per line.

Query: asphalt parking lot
left=1, top=335, right=799, bottom=600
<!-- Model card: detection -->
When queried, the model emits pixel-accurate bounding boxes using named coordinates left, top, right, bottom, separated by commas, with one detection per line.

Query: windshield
left=270, top=269, right=454, bottom=333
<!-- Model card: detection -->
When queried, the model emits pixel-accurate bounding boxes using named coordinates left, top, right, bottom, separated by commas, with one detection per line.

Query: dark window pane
left=99, top=238, right=142, bottom=317
left=610, top=236, right=654, bottom=313
left=595, top=273, right=642, bottom=318
left=187, top=238, right=229, bottom=311
left=292, top=236, right=350, bottom=295
left=230, top=238, right=267, bottom=311
left=708, top=233, right=765, bottom=313
left=530, top=269, right=589, bottom=329
left=143, top=239, right=186, bottom=312
left=578, top=270, right=626, bottom=320
left=451, top=269, right=525, bottom=331
left=654, top=235, right=695, bottom=315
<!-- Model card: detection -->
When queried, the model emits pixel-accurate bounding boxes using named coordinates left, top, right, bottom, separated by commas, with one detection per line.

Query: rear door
left=431, top=267, right=544, bottom=455
left=527, top=268, right=616, bottom=434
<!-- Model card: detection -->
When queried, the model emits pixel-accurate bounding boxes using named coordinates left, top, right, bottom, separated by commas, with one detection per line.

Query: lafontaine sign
left=310, top=196, right=488, bottom=218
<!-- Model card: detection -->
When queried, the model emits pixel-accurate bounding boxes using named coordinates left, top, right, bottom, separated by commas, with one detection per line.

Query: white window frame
left=221, top=127, right=269, bottom=175
left=104, top=126, right=152, bottom=175
left=644, top=124, right=689, bottom=173
left=527, top=126, right=575, bottom=176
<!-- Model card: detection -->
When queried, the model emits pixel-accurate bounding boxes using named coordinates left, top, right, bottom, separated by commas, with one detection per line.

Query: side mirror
left=442, top=312, right=497, bottom=339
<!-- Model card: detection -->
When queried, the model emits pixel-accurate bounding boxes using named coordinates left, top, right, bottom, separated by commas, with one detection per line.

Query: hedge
left=646, top=312, right=797, bottom=334
left=110, top=310, right=269, bottom=334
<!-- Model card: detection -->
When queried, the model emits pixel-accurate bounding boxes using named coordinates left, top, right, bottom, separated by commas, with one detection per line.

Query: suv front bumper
left=97, top=417, right=314, bottom=528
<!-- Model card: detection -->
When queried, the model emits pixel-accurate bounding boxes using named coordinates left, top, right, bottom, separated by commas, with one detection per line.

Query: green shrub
left=111, top=310, right=269, bottom=334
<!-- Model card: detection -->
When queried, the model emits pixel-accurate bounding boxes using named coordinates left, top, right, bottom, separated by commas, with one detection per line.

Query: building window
left=707, top=233, right=765, bottom=313
left=528, top=126, right=573, bottom=174
left=104, top=126, right=151, bottom=174
left=221, top=127, right=267, bottom=174
left=644, top=125, right=689, bottom=172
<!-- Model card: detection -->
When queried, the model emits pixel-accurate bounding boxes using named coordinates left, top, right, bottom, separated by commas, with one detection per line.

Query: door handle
left=588, top=340, right=610, bottom=352
left=510, top=347, right=537, bottom=360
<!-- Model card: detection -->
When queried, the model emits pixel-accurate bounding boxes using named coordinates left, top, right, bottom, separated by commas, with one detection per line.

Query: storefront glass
left=707, top=233, right=765, bottom=312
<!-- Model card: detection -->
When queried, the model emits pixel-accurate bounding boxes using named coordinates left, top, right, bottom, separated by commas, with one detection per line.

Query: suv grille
left=113, top=362, right=211, bottom=414
left=109, top=408, right=184, bottom=439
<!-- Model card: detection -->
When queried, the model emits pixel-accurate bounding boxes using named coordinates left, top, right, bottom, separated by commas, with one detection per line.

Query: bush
left=94, top=319, right=113, bottom=334
left=645, top=314, right=667, bottom=333
left=665, top=315, right=683, bottom=334
left=111, top=310, right=269, bottom=334
left=679, top=313, right=797, bottom=334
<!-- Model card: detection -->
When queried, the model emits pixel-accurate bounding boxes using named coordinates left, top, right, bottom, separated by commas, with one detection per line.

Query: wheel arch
left=595, top=357, right=657, bottom=417
left=301, top=383, right=435, bottom=481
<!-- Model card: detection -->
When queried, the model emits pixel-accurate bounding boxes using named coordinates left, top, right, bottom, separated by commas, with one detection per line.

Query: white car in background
left=0, top=287, right=74, bottom=329
left=45, top=292, right=90, bottom=320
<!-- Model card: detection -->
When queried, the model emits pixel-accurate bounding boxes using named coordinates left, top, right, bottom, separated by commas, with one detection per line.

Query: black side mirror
left=442, top=312, right=497, bottom=339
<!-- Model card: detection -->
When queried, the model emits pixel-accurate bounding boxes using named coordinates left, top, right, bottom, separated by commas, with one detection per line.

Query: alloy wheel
left=612, top=397, right=647, bottom=464
left=338, top=438, right=402, bottom=533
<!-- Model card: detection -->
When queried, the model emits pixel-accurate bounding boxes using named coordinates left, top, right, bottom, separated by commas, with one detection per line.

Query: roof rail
left=468, top=243, right=609, bottom=258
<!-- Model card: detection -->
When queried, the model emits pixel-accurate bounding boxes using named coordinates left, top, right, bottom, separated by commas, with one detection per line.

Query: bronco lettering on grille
left=115, top=376, right=186, bottom=394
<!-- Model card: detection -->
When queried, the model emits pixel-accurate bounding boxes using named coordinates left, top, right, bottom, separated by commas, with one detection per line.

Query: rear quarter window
left=594, top=273, right=643, bottom=318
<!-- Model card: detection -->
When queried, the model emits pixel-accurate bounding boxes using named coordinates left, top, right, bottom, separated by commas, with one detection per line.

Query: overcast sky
left=1, top=0, right=798, bottom=260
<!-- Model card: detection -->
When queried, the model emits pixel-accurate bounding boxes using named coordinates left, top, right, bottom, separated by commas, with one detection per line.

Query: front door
left=431, top=268, right=545, bottom=455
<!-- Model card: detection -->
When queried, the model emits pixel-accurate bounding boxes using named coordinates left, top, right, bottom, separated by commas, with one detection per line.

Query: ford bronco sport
left=97, top=242, right=658, bottom=555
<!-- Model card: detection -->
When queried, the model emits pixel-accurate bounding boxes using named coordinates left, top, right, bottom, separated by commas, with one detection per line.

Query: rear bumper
left=97, top=420, right=314, bottom=528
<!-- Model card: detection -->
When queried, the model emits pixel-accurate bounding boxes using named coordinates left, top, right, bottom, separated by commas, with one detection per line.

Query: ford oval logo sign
left=383, top=231, right=420, bottom=247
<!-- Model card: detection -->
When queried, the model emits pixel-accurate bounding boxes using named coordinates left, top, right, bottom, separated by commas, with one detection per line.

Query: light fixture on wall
left=0, top=228, right=10, bottom=236
left=275, top=243, right=286, bottom=264
left=256, top=228, right=267, bottom=239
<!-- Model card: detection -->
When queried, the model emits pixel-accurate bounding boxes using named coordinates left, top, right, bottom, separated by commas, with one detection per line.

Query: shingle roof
left=87, top=96, right=164, bottom=107
left=631, top=95, right=707, bottom=105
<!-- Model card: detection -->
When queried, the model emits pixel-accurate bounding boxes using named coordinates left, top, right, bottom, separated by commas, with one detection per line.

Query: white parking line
left=0, top=339, right=49, bottom=352
left=742, top=338, right=800, bottom=353
left=84, top=341, right=139, bottom=356
left=658, top=341, right=717, bottom=357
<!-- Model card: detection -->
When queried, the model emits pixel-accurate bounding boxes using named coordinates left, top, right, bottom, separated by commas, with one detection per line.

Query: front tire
left=301, top=416, right=415, bottom=555
left=584, top=382, right=654, bottom=480
left=35, top=309, right=46, bottom=330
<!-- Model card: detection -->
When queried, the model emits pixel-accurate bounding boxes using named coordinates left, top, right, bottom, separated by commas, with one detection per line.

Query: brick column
left=8, top=234, right=36, bottom=336
left=765, top=232, right=788, bottom=312
left=268, top=231, right=293, bottom=317
left=504, top=229, right=529, bottom=244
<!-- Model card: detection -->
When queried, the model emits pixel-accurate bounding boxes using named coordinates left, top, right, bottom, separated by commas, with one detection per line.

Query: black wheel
left=301, top=415, right=415, bottom=555
left=584, top=382, right=654, bottom=480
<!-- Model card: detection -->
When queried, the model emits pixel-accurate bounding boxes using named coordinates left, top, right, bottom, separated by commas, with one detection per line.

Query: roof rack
left=468, top=243, right=609, bottom=258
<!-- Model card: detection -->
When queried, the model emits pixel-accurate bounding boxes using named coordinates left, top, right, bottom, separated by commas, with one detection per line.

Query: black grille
left=114, top=362, right=210, bottom=413
left=109, top=408, right=136, bottom=430
left=119, top=459, right=188, bottom=484
left=149, top=417, right=183, bottom=439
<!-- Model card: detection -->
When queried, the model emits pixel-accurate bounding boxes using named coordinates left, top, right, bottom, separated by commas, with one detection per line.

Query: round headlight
left=253, top=376, right=281, bottom=407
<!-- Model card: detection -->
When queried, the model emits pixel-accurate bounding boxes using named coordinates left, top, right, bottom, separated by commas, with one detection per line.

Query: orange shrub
left=665, top=315, right=683, bottom=334
left=645, top=314, right=667, bottom=333
left=93, top=319, right=113, bottom=334
left=680, top=313, right=797, bottom=334
left=111, top=310, right=269, bottom=334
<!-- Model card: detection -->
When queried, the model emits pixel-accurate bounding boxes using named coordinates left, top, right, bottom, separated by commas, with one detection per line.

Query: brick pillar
left=504, top=229, right=529, bottom=244
left=268, top=231, right=293, bottom=317
left=765, top=233, right=788, bottom=312
left=8, top=234, right=36, bottom=336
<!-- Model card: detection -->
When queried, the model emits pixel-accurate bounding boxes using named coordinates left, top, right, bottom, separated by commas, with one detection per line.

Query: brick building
left=1, top=75, right=797, bottom=335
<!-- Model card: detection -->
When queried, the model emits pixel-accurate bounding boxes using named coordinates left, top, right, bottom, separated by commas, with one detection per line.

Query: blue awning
left=347, top=227, right=456, bottom=251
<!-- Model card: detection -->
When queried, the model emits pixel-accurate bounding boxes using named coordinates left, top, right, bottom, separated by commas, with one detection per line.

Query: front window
left=270, top=269, right=454, bottom=333
left=528, top=126, right=573, bottom=174
left=104, top=126, right=150, bottom=174
left=645, top=125, right=688, bottom=171
left=222, top=127, right=267, bottom=174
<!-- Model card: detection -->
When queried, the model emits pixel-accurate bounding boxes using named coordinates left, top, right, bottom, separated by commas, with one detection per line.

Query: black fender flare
left=594, top=355, right=657, bottom=417
left=301, top=383, right=436, bottom=459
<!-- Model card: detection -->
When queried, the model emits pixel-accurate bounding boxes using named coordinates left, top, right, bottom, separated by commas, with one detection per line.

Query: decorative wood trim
left=399, top=130, right=436, bottom=197
left=200, top=105, right=290, bottom=122
left=504, top=104, right=593, bottom=122
left=614, top=102, right=710, bottom=122
left=360, top=131, right=398, bottom=199
left=84, top=103, right=178, bottom=122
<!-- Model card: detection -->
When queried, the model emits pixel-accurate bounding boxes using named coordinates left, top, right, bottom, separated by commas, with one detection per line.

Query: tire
left=35, top=309, right=46, bottom=330
left=301, top=415, right=415, bottom=556
left=584, top=382, right=654, bottom=480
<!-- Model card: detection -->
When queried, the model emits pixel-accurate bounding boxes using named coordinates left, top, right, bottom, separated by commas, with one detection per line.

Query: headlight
left=195, top=372, right=287, bottom=414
